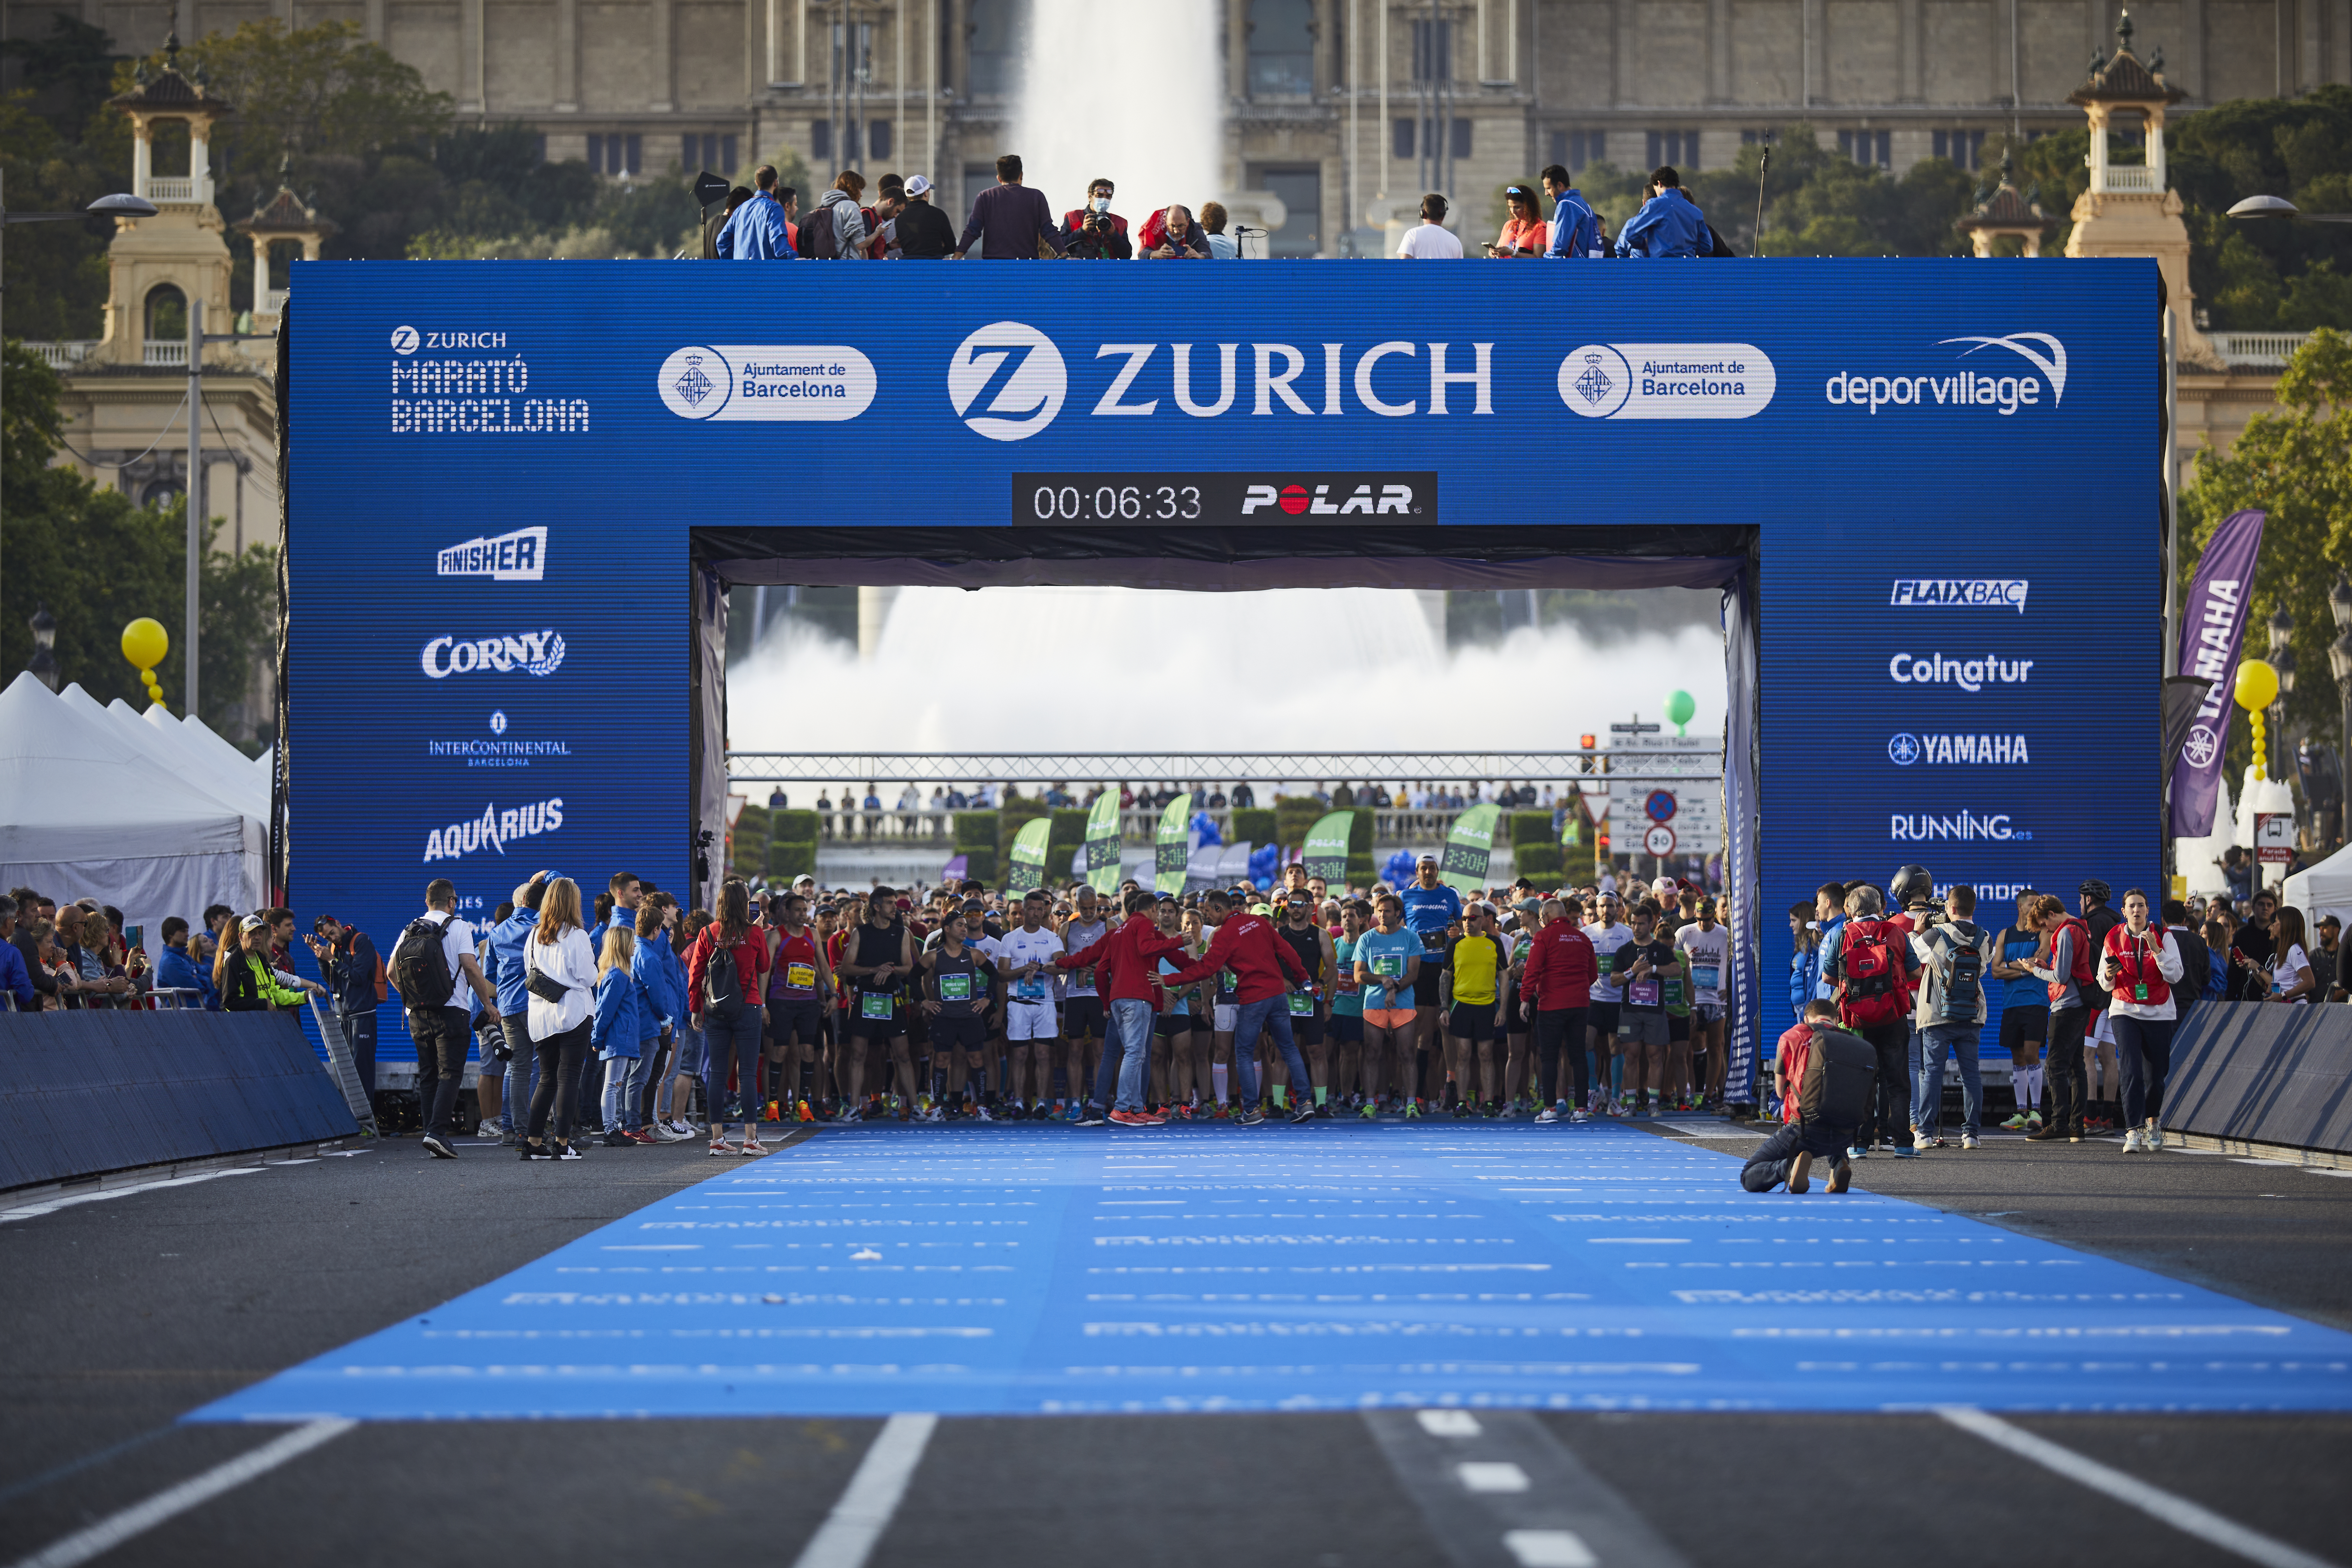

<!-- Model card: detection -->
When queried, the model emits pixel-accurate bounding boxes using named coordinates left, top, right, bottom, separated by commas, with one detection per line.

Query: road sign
left=1645, top=790, right=1677, bottom=823
left=1643, top=823, right=1677, bottom=857
left=2256, top=811, right=2296, bottom=866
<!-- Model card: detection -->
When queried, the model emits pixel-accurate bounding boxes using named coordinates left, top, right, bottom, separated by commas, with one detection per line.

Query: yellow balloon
left=121, top=617, right=169, bottom=672
left=2236, top=657, right=2279, bottom=712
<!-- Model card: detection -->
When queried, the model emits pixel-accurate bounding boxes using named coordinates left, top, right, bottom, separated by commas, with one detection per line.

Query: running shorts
left=1363, top=1007, right=1415, bottom=1031
left=1412, top=962, right=1443, bottom=1008
left=1587, top=1000, right=1620, bottom=1037
left=847, top=993, right=904, bottom=1042
left=1063, top=996, right=1107, bottom=1040
left=1616, top=1009, right=1669, bottom=1048
left=1212, top=1003, right=1238, bottom=1034
left=1153, top=1013, right=1191, bottom=1040
left=767, top=999, right=825, bottom=1045
left=1447, top=1001, right=1496, bottom=1042
left=1999, top=1004, right=2050, bottom=1054
left=1005, top=999, right=1058, bottom=1042
left=929, top=1013, right=986, bottom=1054
left=1327, top=1014, right=1364, bottom=1045
left=1695, top=1002, right=1724, bottom=1024
left=1668, top=1012, right=1691, bottom=1044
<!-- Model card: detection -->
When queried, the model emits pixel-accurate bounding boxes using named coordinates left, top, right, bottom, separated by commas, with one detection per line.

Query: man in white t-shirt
left=1674, top=898, right=1732, bottom=1109
left=1397, top=194, right=1464, bottom=259
left=996, top=890, right=1064, bottom=1117
left=1583, top=893, right=1635, bottom=1114
left=404, top=876, right=500, bottom=1159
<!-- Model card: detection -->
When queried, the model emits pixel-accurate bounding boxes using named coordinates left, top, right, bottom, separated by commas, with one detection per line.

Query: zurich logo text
left=422, top=629, right=566, bottom=679
left=423, top=797, right=564, bottom=862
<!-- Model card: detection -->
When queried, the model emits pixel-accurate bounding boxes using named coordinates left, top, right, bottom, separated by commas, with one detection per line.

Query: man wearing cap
left=893, top=175, right=954, bottom=258
left=1399, top=856, right=1463, bottom=1074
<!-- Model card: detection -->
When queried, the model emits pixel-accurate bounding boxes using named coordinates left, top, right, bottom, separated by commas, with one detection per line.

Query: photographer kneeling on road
left=1744, top=1000, right=1874, bottom=1194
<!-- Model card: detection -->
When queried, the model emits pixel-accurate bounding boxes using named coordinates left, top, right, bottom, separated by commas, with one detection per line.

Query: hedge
left=1345, top=852, right=1377, bottom=885
left=1272, top=795, right=1324, bottom=849
left=772, top=808, right=819, bottom=843
left=1232, top=807, right=1277, bottom=847
left=1509, top=810, right=1555, bottom=848
left=765, top=840, right=817, bottom=881
left=958, top=846, right=998, bottom=884
left=1515, top=842, right=1565, bottom=880
left=953, top=811, right=999, bottom=851
left=1048, top=808, right=1090, bottom=871
left=735, top=802, right=771, bottom=843
left=1349, top=808, right=1373, bottom=853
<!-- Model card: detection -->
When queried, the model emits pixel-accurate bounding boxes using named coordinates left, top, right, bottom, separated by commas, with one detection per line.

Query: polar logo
left=391, top=325, right=420, bottom=356
left=948, top=322, right=1067, bottom=442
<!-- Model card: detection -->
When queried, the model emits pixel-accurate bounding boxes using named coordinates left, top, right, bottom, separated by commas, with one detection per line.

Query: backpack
left=1834, top=917, right=1907, bottom=1028
left=2079, top=907, right=2120, bottom=1012
left=389, top=917, right=455, bottom=1010
left=2060, top=915, right=2109, bottom=1012
left=702, top=934, right=746, bottom=1020
left=1798, top=1025, right=1877, bottom=1129
left=1931, top=922, right=1984, bottom=1024
left=798, top=201, right=839, bottom=259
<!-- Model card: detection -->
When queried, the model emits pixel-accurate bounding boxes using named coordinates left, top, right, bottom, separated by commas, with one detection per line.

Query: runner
left=1584, top=892, right=1634, bottom=1115
left=1400, top=854, right=1463, bottom=1112
left=1444, top=903, right=1511, bottom=1115
left=1352, top=893, right=1422, bottom=1113
left=835, top=887, right=916, bottom=1121
left=1199, top=896, right=1242, bottom=1116
left=1991, top=890, right=2048, bottom=1129
left=990, top=891, right=1061, bottom=1118
left=1148, top=895, right=1199, bottom=1114
left=1331, top=899, right=1369, bottom=1117
left=763, top=892, right=833, bottom=1124
left=1276, top=889, right=1339, bottom=1114
left=1059, top=886, right=1110, bottom=1120
left=917, top=909, right=997, bottom=1121
left=1675, top=897, right=1730, bottom=1111
left=1502, top=898, right=1539, bottom=1111
left=1609, top=898, right=1685, bottom=1118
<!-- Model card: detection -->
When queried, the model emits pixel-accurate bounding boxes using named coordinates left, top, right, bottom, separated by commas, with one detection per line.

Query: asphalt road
left=3, top=1121, right=2347, bottom=1568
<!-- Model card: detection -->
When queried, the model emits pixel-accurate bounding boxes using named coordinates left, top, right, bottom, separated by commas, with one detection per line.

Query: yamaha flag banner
left=1084, top=792, right=1122, bottom=895
left=1154, top=793, right=1192, bottom=895
left=2171, top=509, right=2266, bottom=840
left=1006, top=816, right=1052, bottom=893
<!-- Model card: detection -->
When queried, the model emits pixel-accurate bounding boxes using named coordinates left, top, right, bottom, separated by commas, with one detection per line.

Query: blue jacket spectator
left=488, top=904, right=540, bottom=1017
left=1546, top=187, right=1601, bottom=258
left=0, top=928, right=34, bottom=1010
left=154, top=938, right=216, bottom=1009
left=1616, top=184, right=1713, bottom=258
left=637, top=927, right=685, bottom=1031
left=591, top=962, right=642, bottom=1058
left=718, top=190, right=796, bottom=259
left=1787, top=943, right=1812, bottom=1021
left=1811, top=913, right=1844, bottom=1000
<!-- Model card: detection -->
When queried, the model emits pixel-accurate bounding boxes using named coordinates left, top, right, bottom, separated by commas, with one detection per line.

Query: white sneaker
left=1534, top=1106, right=1560, bottom=1125
left=2120, top=1129, right=2144, bottom=1153
left=1570, top=1109, right=1591, bottom=1123
left=1960, top=1134, right=1982, bottom=1150
left=2145, top=1126, right=2164, bottom=1151
left=1913, top=1133, right=1935, bottom=1152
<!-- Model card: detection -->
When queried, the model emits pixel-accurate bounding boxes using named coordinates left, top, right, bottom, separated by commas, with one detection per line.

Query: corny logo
left=438, top=525, right=546, bottom=582
left=657, top=346, right=877, bottom=422
left=422, top=629, right=566, bottom=679
left=1826, top=332, right=2067, bottom=415
left=1891, top=579, right=2029, bottom=614
left=1556, top=343, right=1775, bottom=420
left=948, top=322, right=1068, bottom=442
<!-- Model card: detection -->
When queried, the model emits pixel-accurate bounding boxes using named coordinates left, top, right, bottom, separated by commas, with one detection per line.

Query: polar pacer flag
left=2171, top=509, right=2266, bottom=840
left=1084, top=791, right=1122, bottom=894
left=1155, top=793, right=1193, bottom=894
left=1440, top=803, right=1502, bottom=895
left=1302, top=811, right=1353, bottom=883
left=1006, top=817, right=1053, bottom=893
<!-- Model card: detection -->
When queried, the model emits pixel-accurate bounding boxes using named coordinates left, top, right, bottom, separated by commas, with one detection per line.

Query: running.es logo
left=1827, top=332, right=2067, bottom=415
left=949, top=321, right=1067, bottom=442
left=1890, top=579, right=2029, bottom=614
left=438, top=525, right=547, bottom=583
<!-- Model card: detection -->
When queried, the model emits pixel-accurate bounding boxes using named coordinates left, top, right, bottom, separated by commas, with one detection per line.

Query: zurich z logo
left=1938, top=333, right=2067, bottom=405
left=948, top=322, right=1068, bottom=442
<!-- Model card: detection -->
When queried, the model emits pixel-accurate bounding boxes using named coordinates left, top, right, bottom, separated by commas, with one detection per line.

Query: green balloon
left=1664, top=689, right=1696, bottom=726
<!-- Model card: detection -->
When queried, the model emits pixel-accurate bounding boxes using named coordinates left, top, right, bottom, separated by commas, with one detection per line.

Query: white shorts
left=2091, top=1008, right=2116, bottom=1047
left=1005, top=1000, right=1059, bottom=1042
left=1213, top=1004, right=1238, bottom=1035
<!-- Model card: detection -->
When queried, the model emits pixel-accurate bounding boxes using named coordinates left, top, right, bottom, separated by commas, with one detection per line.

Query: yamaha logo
left=948, top=322, right=1067, bottom=442
left=2181, top=725, right=2220, bottom=769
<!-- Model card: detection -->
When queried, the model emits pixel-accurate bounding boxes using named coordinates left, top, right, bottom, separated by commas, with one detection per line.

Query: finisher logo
left=948, top=322, right=1068, bottom=442
left=423, top=797, right=564, bottom=862
left=656, top=346, right=877, bottom=422
left=437, top=525, right=547, bottom=582
left=1556, top=343, right=1775, bottom=420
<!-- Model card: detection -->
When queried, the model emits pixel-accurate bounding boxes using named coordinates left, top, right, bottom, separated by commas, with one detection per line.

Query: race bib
left=1627, top=979, right=1662, bottom=1008
left=939, top=973, right=972, bottom=1002
left=785, top=962, right=817, bottom=990
left=1372, top=953, right=1403, bottom=979
left=1693, top=964, right=1718, bottom=993
left=858, top=991, right=894, bottom=1020
left=1073, top=967, right=1096, bottom=992
left=1015, top=974, right=1049, bottom=1001
left=1287, top=990, right=1315, bottom=1017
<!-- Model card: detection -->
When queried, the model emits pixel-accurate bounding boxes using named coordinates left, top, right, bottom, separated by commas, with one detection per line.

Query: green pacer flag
left=1006, top=816, right=1053, bottom=893
left=1084, top=790, right=1123, bottom=894
left=1302, top=810, right=1353, bottom=883
left=1154, top=793, right=1194, bottom=894
left=1440, top=803, right=1502, bottom=894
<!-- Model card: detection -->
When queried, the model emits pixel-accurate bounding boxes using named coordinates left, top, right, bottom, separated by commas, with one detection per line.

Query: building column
left=555, top=0, right=579, bottom=110
left=2175, top=0, right=2205, bottom=101
left=650, top=0, right=676, bottom=111
left=1802, top=0, right=1822, bottom=106
left=1612, top=0, right=1633, bottom=105
left=365, top=0, right=385, bottom=43
left=1228, top=0, right=1250, bottom=102
left=459, top=0, right=484, bottom=113
left=1707, top=0, right=1730, bottom=102
left=1316, top=0, right=1338, bottom=94
left=1899, top=0, right=1922, bottom=100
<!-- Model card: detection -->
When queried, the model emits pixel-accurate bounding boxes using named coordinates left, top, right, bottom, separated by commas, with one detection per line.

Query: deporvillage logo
left=421, top=629, right=566, bottom=679
left=423, top=797, right=564, bottom=862
left=1826, top=332, right=2068, bottom=415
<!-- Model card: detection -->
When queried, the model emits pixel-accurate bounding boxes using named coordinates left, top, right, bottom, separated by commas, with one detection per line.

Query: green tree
left=1, top=340, right=279, bottom=744
left=2177, top=329, right=2352, bottom=770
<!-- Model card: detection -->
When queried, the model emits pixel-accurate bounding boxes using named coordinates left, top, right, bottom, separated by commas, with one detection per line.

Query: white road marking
left=5, top=1418, right=355, bottom=1568
left=0, top=1168, right=260, bottom=1225
left=1417, top=1409, right=1483, bottom=1437
left=790, top=1413, right=938, bottom=1568
left=1938, top=1407, right=2341, bottom=1568
left=1458, top=1462, right=1532, bottom=1494
left=1505, top=1529, right=1599, bottom=1567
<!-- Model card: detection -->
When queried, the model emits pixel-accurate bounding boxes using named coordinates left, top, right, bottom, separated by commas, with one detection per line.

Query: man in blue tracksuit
left=717, top=166, right=797, bottom=259
left=1541, top=164, right=1602, bottom=259
left=488, top=874, right=546, bottom=1144
left=1615, top=166, right=1714, bottom=258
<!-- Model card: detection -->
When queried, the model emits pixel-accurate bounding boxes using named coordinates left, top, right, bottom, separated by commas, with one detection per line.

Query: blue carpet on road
left=190, top=1121, right=2352, bottom=1421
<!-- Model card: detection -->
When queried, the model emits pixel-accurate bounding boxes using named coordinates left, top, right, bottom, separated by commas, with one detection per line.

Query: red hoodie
left=1056, top=913, right=1188, bottom=1005
left=1520, top=921, right=1598, bottom=1010
left=1159, top=911, right=1308, bottom=1004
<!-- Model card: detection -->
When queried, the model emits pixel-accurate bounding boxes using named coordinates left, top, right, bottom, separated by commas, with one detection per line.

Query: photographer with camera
left=308, top=914, right=384, bottom=1101
left=1060, top=177, right=1132, bottom=260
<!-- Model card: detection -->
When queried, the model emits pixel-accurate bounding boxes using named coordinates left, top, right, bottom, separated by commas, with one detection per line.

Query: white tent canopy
left=0, top=672, right=264, bottom=940
left=2282, top=838, right=2352, bottom=936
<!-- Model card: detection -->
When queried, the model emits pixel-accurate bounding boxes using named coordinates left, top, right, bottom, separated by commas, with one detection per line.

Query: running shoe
left=2120, top=1129, right=2144, bottom=1153
left=2025, top=1121, right=2068, bottom=1141
left=1404, top=1099, right=1423, bottom=1120
left=1109, top=1109, right=1158, bottom=1128
left=1847, top=1145, right=1869, bottom=1160
left=1570, top=1108, right=1591, bottom=1124
left=1212, top=1103, right=1232, bottom=1120
left=1289, top=1103, right=1317, bottom=1124
left=1075, top=1105, right=1108, bottom=1127
left=1534, top=1106, right=1560, bottom=1125
left=2146, top=1127, right=2165, bottom=1151
left=1066, top=1103, right=1084, bottom=1123
left=2000, top=1112, right=2029, bottom=1130
left=1960, top=1134, right=1982, bottom=1150
left=797, top=1101, right=815, bottom=1124
left=708, top=1138, right=733, bottom=1156
left=422, top=1134, right=456, bottom=1159
left=741, top=1138, right=766, bottom=1156
left=520, top=1141, right=552, bottom=1160
left=554, top=1143, right=584, bottom=1161
left=975, top=1105, right=994, bottom=1122
left=2025, top=1111, right=2044, bottom=1128
left=1360, top=1102, right=1379, bottom=1121
left=626, top=1128, right=660, bottom=1145
left=475, top=1124, right=506, bottom=1143
left=1235, top=1108, right=1267, bottom=1127
left=1913, top=1133, right=1936, bottom=1153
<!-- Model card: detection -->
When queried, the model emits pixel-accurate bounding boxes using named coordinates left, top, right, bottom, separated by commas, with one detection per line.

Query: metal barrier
left=2163, top=1002, right=2352, bottom=1157
left=307, top=995, right=382, bottom=1136
left=0, top=1010, right=361, bottom=1191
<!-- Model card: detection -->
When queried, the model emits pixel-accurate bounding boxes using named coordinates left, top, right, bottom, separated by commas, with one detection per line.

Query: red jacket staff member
left=1057, top=889, right=1189, bottom=1124
left=1157, top=890, right=1316, bottom=1124
left=1520, top=895, right=1598, bottom=1121
left=687, top=879, right=771, bottom=1155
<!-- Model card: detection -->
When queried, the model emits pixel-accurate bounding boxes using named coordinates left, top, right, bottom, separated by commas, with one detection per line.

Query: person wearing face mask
left=1060, top=177, right=1133, bottom=259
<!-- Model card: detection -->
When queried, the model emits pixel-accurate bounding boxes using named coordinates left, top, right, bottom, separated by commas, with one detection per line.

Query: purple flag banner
left=2170, top=508, right=2266, bottom=839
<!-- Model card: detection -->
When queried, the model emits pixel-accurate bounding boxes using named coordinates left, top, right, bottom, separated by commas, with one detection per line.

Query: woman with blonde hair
left=592, top=924, right=647, bottom=1145
left=521, top=876, right=598, bottom=1160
